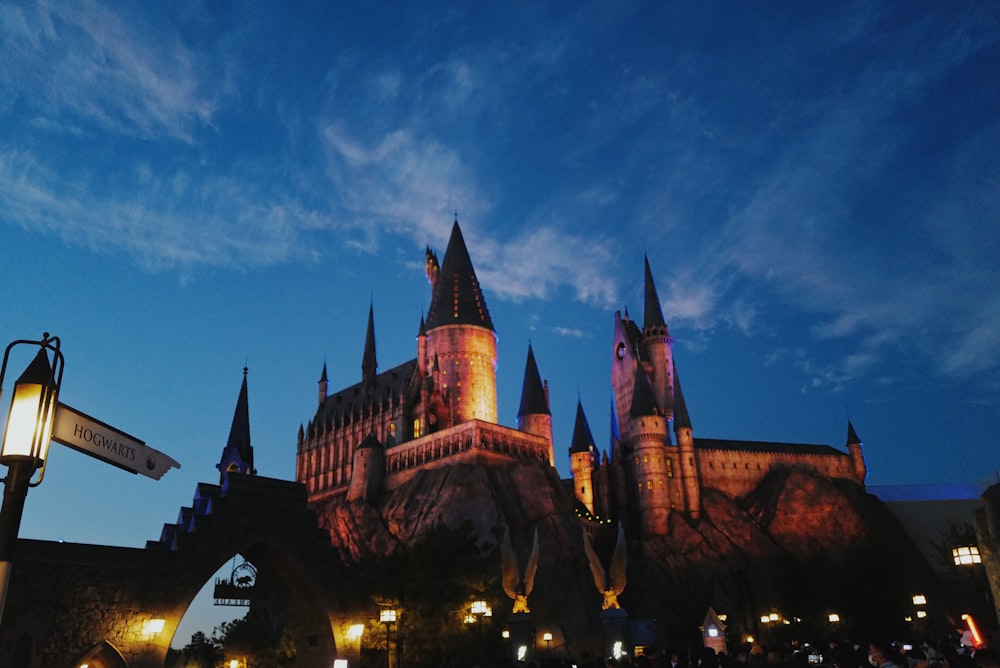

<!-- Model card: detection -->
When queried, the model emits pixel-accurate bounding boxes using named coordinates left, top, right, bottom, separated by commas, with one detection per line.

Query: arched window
left=413, top=419, right=422, bottom=439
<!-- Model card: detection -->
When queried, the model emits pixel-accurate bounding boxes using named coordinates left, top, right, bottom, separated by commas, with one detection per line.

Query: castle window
left=413, top=419, right=422, bottom=439
left=666, top=460, right=674, bottom=477
left=647, top=480, right=653, bottom=490
left=388, top=423, right=396, bottom=438
left=637, top=483, right=643, bottom=493
left=643, top=455, right=649, bottom=464
left=658, top=480, right=664, bottom=489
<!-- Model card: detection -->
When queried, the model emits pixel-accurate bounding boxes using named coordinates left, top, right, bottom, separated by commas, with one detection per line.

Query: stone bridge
left=0, top=472, right=355, bottom=668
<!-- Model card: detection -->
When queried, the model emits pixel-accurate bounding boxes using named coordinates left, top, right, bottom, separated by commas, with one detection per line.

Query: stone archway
left=0, top=473, right=346, bottom=668
left=74, top=641, right=128, bottom=668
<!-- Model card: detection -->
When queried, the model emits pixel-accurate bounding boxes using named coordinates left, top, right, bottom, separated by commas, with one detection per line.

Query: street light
left=467, top=600, right=492, bottom=665
left=0, top=334, right=63, bottom=623
left=542, top=632, right=553, bottom=657
left=380, top=608, right=398, bottom=668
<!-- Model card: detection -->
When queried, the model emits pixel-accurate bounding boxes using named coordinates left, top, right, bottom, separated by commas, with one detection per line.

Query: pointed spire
left=362, top=303, right=378, bottom=387
left=610, top=394, right=620, bottom=442
left=418, top=312, right=427, bottom=337
left=847, top=420, right=861, bottom=446
left=218, top=367, right=254, bottom=480
left=672, top=362, right=692, bottom=430
left=319, top=361, right=328, bottom=384
left=570, top=400, right=597, bottom=454
left=425, top=220, right=494, bottom=331
left=630, top=365, right=659, bottom=417
left=643, top=255, right=667, bottom=332
left=518, top=343, right=550, bottom=417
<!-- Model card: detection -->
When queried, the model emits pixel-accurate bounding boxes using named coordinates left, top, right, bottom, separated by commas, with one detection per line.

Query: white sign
left=51, top=403, right=180, bottom=480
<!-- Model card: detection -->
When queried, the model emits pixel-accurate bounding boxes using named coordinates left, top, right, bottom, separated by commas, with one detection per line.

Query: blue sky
left=2, top=0, right=999, bottom=643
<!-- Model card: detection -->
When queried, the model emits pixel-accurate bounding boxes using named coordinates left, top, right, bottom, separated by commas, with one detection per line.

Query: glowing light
left=953, top=546, right=982, bottom=566
left=518, top=646, right=528, bottom=661
left=745, top=636, right=755, bottom=644
left=828, top=613, right=841, bottom=623
left=334, top=661, right=348, bottom=668
left=912, top=594, right=927, bottom=606
left=916, top=610, right=927, bottom=619
left=708, top=627, right=719, bottom=638
left=966, top=615, right=984, bottom=648
left=502, top=630, right=510, bottom=639
left=347, top=623, right=364, bottom=641
left=769, top=613, right=779, bottom=622
left=613, top=641, right=623, bottom=658
left=141, top=619, right=165, bottom=635
left=380, top=608, right=397, bottom=623
left=543, top=632, right=553, bottom=642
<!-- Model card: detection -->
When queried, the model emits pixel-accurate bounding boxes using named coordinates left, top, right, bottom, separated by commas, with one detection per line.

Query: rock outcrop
left=313, top=460, right=940, bottom=652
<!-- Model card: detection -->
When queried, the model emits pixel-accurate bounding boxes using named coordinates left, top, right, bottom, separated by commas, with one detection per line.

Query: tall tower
left=673, top=363, right=700, bottom=519
left=424, top=220, right=498, bottom=425
left=641, top=257, right=674, bottom=420
left=318, top=362, right=328, bottom=407
left=517, top=343, right=554, bottom=465
left=569, top=401, right=598, bottom=515
left=625, top=365, right=670, bottom=536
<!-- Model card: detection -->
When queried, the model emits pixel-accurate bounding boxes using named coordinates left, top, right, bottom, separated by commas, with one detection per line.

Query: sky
left=1, top=0, right=999, bottom=646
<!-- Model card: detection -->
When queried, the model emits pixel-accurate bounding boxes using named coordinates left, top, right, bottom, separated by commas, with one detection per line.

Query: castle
left=296, top=220, right=868, bottom=538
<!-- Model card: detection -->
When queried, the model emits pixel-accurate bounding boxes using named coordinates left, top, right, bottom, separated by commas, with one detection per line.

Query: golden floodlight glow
left=502, top=629, right=510, bottom=639
left=916, top=610, right=927, bottom=619
left=912, top=594, right=927, bottom=606
left=347, top=623, right=364, bottom=641
left=141, top=618, right=165, bottom=635
left=760, top=615, right=769, bottom=624
left=380, top=608, right=397, bottom=623
left=542, top=632, right=553, bottom=642
left=769, top=613, right=779, bottom=622
left=745, top=635, right=755, bottom=644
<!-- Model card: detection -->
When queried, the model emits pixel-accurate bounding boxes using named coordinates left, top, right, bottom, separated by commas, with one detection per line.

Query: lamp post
left=0, top=334, right=63, bottom=623
left=467, top=599, right=492, bottom=666
left=542, top=632, right=552, bottom=658
left=380, top=608, right=398, bottom=668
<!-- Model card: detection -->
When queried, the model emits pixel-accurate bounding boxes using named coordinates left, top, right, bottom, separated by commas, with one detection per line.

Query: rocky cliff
left=313, top=460, right=941, bottom=653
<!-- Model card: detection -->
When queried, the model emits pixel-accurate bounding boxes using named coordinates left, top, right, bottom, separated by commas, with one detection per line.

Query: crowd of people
left=514, top=632, right=1000, bottom=668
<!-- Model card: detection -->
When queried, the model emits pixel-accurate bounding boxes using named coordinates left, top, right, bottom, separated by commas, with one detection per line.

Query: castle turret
left=417, top=314, right=427, bottom=375
left=318, top=362, right=328, bottom=407
left=847, top=420, right=867, bottom=485
left=347, top=432, right=384, bottom=503
left=362, top=303, right=378, bottom=390
left=626, top=365, right=670, bottom=536
left=673, top=363, right=700, bottom=519
left=642, top=256, right=674, bottom=420
left=517, top=343, right=554, bottom=465
left=569, top=401, right=598, bottom=515
left=424, top=219, right=498, bottom=425
left=217, top=367, right=256, bottom=483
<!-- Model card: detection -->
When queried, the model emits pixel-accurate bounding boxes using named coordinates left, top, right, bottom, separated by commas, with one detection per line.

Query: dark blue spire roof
left=517, top=343, right=549, bottom=417
left=425, top=220, right=494, bottom=331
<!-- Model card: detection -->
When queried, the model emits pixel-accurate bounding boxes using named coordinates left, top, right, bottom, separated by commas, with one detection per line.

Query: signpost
left=51, top=403, right=180, bottom=480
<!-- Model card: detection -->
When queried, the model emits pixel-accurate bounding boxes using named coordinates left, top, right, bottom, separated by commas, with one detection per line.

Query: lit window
left=953, top=546, right=982, bottom=565
left=413, top=419, right=422, bottom=439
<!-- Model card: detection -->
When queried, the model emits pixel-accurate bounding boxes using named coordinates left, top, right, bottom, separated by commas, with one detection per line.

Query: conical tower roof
left=363, top=302, right=378, bottom=385
left=569, top=400, right=596, bottom=454
left=517, top=343, right=550, bottom=417
left=630, top=365, right=659, bottom=417
left=425, top=220, right=494, bottom=331
left=218, top=367, right=254, bottom=479
left=643, top=255, right=668, bottom=333
left=847, top=420, right=861, bottom=446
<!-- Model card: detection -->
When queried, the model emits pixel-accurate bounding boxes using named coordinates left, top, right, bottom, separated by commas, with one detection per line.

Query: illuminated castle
left=296, top=220, right=867, bottom=537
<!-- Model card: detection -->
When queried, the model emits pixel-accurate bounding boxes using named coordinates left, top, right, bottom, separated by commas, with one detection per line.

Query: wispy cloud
left=0, top=1, right=224, bottom=142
